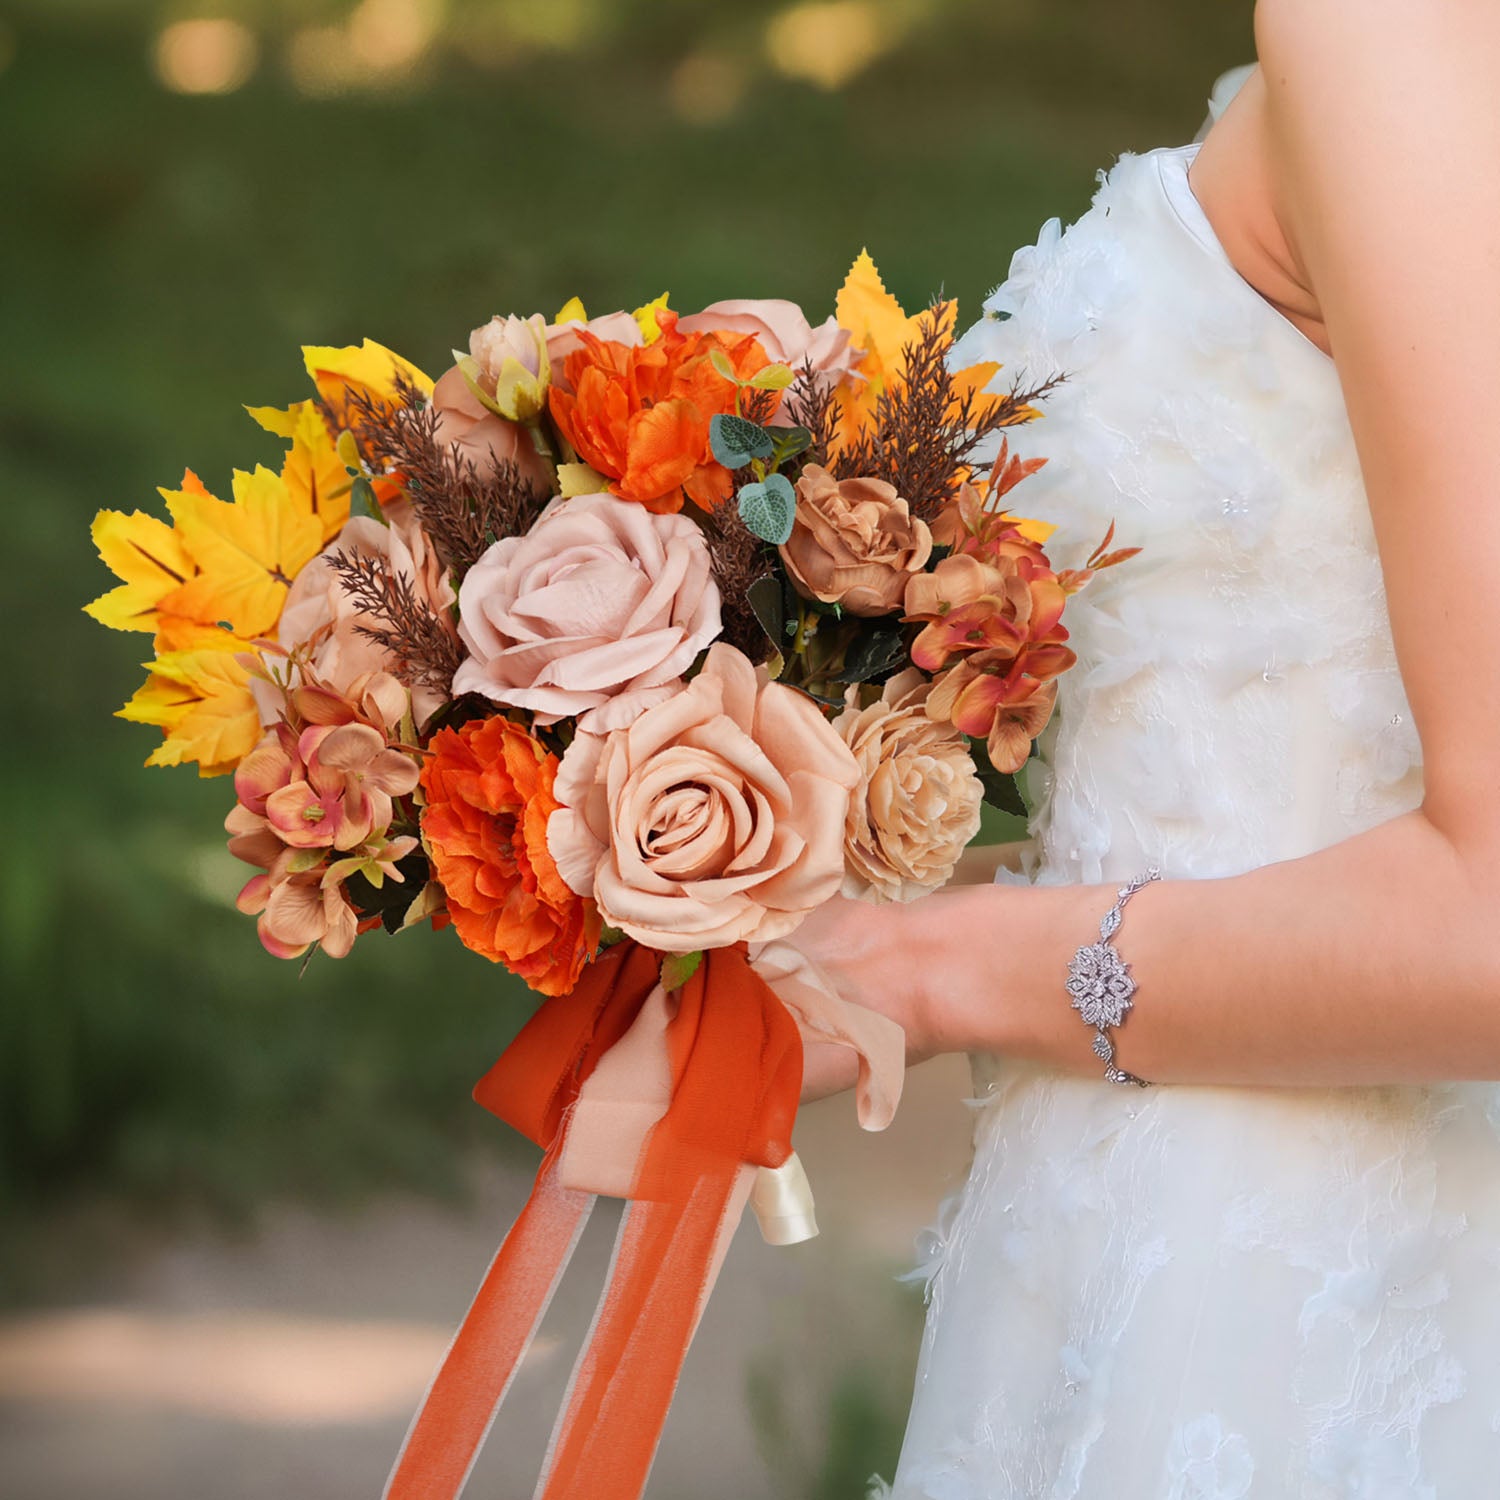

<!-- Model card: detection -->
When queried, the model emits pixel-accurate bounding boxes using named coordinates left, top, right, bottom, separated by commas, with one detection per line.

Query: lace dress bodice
left=887, top=147, right=1500, bottom=1499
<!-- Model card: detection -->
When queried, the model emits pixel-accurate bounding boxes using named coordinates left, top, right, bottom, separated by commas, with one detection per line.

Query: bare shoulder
left=1242, top=0, right=1500, bottom=834
left=1254, top=0, right=1500, bottom=126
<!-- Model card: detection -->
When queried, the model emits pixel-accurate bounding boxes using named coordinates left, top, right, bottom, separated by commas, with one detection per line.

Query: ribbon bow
left=383, top=937, right=903, bottom=1500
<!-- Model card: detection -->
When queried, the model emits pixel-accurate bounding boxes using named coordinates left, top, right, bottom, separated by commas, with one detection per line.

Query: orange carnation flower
left=548, top=309, right=774, bottom=514
left=421, top=716, right=601, bottom=995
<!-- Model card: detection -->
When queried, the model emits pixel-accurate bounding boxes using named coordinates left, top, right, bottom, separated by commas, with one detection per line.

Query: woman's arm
left=798, top=0, right=1500, bottom=1097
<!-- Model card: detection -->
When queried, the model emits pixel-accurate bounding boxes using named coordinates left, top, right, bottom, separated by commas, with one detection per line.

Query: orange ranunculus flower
left=547, top=309, right=775, bottom=514
left=420, top=716, right=600, bottom=995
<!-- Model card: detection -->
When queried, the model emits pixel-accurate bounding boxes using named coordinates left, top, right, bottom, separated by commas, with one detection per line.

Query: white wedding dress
left=885, top=134, right=1500, bottom=1497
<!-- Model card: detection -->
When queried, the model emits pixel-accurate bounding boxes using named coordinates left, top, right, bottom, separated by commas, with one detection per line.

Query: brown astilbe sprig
left=739, top=384, right=782, bottom=427
left=340, top=376, right=552, bottom=575
left=324, top=550, right=465, bottom=697
left=787, top=311, right=1061, bottom=522
left=699, top=504, right=777, bottom=664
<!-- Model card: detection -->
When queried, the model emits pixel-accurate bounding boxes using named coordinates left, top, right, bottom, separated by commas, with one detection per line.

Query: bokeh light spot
left=765, top=2, right=891, bottom=91
left=152, top=18, right=260, bottom=96
left=670, top=53, right=749, bottom=127
left=349, top=0, right=444, bottom=74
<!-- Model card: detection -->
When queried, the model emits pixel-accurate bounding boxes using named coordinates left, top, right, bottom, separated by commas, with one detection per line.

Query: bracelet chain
left=1064, top=866, right=1161, bottom=1087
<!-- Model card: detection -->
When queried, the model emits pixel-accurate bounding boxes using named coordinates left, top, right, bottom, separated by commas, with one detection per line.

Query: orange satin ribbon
left=383, top=939, right=803, bottom=1500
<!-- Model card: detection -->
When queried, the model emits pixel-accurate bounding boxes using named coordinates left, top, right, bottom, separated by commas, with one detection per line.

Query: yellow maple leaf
left=832, top=251, right=1020, bottom=453
left=118, top=646, right=262, bottom=778
left=161, top=466, right=323, bottom=640
left=835, top=250, right=927, bottom=398
left=84, top=507, right=199, bottom=635
left=248, top=399, right=351, bottom=545
left=302, top=339, right=433, bottom=430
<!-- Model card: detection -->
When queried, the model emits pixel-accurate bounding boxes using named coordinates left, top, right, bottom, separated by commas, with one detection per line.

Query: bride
left=794, top=2, right=1500, bottom=1494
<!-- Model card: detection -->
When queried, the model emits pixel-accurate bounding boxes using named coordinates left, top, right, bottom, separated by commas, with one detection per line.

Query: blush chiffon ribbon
left=382, top=937, right=903, bottom=1500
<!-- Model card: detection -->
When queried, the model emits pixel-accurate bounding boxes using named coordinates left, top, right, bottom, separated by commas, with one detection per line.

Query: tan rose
left=780, top=465, right=933, bottom=616
left=547, top=643, right=860, bottom=952
left=452, top=491, right=721, bottom=734
left=834, top=670, right=984, bottom=903
left=267, top=501, right=457, bottom=728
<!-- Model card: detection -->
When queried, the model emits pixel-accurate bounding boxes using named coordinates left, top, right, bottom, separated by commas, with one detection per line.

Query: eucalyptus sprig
left=706, top=352, right=813, bottom=548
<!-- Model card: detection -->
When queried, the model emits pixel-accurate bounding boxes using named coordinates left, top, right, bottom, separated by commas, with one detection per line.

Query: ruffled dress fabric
left=886, top=146, right=1500, bottom=1499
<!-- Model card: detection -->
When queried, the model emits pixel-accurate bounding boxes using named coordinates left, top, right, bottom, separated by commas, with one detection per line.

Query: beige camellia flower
left=267, top=500, right=456, bottom=729
left=834, top=669, right=984, bottom=903
left=452, top=491, right=722, bottom=734
left=780, top=465, right=933, bottom=616
left=430, top=364, right=555, bottom=492
left=465, top=313, right=551, bottom=423
left=547, top=643, right=860, bottom=952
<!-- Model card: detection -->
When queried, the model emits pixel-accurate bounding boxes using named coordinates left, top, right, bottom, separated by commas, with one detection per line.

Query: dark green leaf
left=748, top=573, right=786, bottom=647
left=710, top=413, right=775, bottom=469
left=345, top=851, right=432, bottom=934
left=834, top=626, right=908, bottom=684
left=976, top=764, right=1029, bottom=817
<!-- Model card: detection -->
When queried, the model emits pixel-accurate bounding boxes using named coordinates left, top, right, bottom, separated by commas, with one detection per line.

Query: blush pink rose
left=452, top=491, right=722, bottom=733
left=676, top=299, right=860, bottom=422
left=266, top=500, right=456, bottom=729
left=547, top=643, right=861, bottom=952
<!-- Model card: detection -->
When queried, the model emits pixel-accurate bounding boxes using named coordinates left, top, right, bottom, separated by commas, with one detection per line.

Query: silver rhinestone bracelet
left=1064, top=867, right=1160, bottom=1087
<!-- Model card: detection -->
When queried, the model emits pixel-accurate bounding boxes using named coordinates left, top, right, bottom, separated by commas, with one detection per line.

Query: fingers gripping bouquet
left=86, top=257, right=1135, bottom=1499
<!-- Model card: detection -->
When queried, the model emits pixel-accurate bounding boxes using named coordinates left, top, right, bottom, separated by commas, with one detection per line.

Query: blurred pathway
left=0, top=1056, right=976, bottom=1500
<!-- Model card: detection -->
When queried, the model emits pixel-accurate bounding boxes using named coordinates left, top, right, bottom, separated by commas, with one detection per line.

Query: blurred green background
left=0, top=2, right=1251, bottom=1494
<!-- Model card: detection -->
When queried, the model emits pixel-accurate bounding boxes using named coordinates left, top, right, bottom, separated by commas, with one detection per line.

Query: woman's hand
left=789, top=891, right=950, bottom=1103
left=790, top=844, right=1030, bottom=1102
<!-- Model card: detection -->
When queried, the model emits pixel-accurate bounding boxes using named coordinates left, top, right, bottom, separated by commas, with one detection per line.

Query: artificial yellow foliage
left=1015, top=517, right=1058, bottom=544
left=832, top=251, right=1011, bottom=452
left=302, top=339, right=433, bottom=429
left=163, top=466, right=323, bottom=640
left=248, top=399, right=351, bottom=545
left=84, top=508, right=198, bottom=635
left=835, top=250, right=927, bottom=399
left=632, top=293, right=672, bottom=344
left=119, top=645, right=261, bottom=778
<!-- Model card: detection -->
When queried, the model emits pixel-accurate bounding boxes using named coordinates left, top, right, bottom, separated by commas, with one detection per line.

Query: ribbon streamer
left=383, top=937, right=904, bottom=1500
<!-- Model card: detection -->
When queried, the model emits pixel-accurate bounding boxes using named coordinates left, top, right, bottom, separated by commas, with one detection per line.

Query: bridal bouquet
left=86, top=256, right=1131, bottom=1499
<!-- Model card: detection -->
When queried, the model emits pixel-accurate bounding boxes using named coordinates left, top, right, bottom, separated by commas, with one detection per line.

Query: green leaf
left=834, top=626, right=908, bottom=684
left=344, top=851, right=434, bottom=935
left=708, top=346, right=740, bottom=383
left=597, top=924, right=628, bottom=952
left=661, top=949, right=704, bottom=993
left=976, top=763, right=1029, bottom=818
left=737, top=473, right=797, bottom=545
left=770, top=425, right=813, bottom=464
left=748, top=573, right=786, bottom=647
left=748, top=363, right=795, bottom=391
left=350, top=475, right=381, bottom=520
left=710, top=413, right=774, bottom=469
